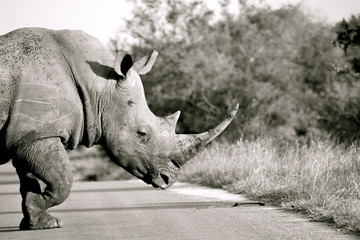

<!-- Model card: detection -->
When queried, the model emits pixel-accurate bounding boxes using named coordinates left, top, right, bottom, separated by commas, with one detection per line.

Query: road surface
left=0, top=162, right=358, bottom=240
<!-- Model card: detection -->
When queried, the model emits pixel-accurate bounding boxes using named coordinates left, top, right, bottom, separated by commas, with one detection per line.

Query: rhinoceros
left=0, top=27, right=238, bottom=230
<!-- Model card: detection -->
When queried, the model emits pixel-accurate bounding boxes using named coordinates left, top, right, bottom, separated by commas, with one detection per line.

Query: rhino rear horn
left=114, top=51, right=133, bottom=77
left=165, top=111, right=181, bottom=131
left=133, top=51, right=158, bottom=75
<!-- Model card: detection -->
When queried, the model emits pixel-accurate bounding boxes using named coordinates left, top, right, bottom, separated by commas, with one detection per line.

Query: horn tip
left=152, top=50, right=159, bottom=57
left=234, top=103, right=239, bottom=111
left=229, top=103, right=239, bottom=119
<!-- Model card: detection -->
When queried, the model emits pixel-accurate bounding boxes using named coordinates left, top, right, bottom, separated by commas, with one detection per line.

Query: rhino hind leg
left=13, top=138, right=73, bottom=230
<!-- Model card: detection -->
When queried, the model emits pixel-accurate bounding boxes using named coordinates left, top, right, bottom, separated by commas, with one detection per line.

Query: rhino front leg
left=13, top=138, right=73, bottom=230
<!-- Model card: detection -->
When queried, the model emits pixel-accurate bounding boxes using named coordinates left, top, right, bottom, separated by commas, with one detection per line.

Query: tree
left=334, top=14, right=360, bottom=73
left=111, top=0, right=343, bottom=141
left=316, top=14, right=360, bottom=143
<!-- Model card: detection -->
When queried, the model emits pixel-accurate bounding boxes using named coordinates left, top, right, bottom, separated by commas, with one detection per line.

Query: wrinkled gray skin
left=0, top=28, right=238, bottom=230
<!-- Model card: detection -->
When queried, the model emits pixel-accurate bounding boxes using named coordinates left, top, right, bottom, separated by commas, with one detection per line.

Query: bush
left=334, top=14, right=360, bottom=73
left=111, top=0, right=353, bottom=141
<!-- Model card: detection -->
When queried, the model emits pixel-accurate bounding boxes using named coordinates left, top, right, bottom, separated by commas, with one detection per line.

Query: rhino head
left=101, top=51, right=238, bottom=189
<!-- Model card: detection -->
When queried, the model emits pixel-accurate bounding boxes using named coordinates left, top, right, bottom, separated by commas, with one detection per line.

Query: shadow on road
left=0, top=226, right=20, bottom=233
left=0, top=186, right=156, bottom=196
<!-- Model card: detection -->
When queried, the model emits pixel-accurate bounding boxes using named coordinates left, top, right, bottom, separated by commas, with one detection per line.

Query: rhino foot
left=14, top=138, right=72, bottom=231
left=20, top=212, right=62, bottom=230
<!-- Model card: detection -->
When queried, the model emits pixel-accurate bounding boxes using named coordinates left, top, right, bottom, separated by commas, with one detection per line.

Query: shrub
left=111, top=0, right=346, bottom=141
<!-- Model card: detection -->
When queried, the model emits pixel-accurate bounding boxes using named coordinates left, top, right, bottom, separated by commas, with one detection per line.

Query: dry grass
left=178, top=139, right=360, bottom=234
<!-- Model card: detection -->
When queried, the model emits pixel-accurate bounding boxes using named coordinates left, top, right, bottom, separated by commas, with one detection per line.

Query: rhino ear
left=133, top=51, right=158, bottom=75
left=114, top=51, right=133, bottom=77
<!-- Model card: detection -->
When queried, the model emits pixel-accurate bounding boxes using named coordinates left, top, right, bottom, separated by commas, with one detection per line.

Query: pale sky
left=0, top=0, right=360, bottom=45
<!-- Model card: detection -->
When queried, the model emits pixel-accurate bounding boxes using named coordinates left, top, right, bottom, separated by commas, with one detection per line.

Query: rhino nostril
left=171, top=159, right=180, bottom=169
left=160, top=173, right=169, bottom=185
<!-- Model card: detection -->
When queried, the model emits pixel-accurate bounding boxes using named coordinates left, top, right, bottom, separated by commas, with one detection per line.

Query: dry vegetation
left=178, top=139, right=360, bottom=233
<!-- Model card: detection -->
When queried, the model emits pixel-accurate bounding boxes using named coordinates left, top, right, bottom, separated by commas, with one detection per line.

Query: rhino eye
left=136, top=130, right=150, bottom=144
left=136, top=130, right=147, bottom=137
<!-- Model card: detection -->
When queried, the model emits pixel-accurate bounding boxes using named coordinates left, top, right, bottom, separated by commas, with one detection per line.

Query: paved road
left=0, top=162, right=358, bottom=240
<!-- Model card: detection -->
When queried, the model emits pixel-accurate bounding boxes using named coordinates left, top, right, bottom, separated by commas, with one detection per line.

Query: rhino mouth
left=142, top=174, right=162, bottom=189
left=142, top=173, right=153, bottom=185
left=129, top=167, right=158, bottom=187
left=142, top=172, right=173, bottom=189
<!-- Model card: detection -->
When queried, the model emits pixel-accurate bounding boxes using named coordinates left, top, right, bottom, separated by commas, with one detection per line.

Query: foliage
left=318, top=14, right=360, bottom=142
left=317, top=70, right=360, bottom=143
left=110, top=0, right=359, bottom=142
left=334, top=14, right=360, bottom=73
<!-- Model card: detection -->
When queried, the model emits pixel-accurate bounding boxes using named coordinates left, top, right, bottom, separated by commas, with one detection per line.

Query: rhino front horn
left=176, top=103, right=239, bottom=165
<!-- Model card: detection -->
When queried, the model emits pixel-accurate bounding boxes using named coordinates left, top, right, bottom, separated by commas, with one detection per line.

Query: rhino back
left=0, top=28, right=89, bottom=155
